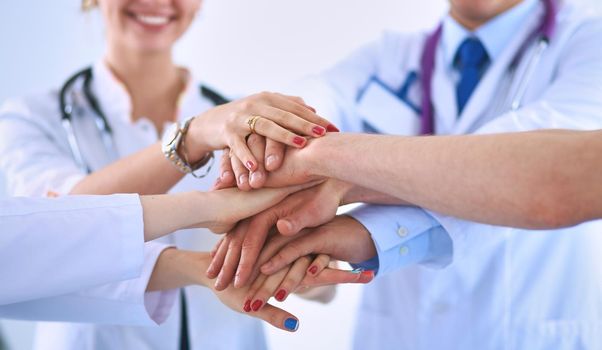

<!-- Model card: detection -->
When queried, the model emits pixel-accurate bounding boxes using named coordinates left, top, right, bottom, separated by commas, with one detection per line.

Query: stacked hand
left=201, top=130, right=382, bottom=332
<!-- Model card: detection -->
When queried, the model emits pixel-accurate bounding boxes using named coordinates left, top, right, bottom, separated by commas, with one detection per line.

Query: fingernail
left=238, top=174, right=248, bottom=185
left=251, top=300, right=263, bottom=312
left=221, top=171, right=232, bottom=180
left=261, top=262, right=273, bottom=272
left=293, top=136, right=306, bottom=146
left=234, top=276, right=241, bottom=288
left=306, top=105, right=317, bottom=113
left=308, top=265, right=318, bottom=275
left=361, top=270, right=375, bottom=278
left=275, top=289, right=287, bottom=302
left=351, top=267, right=365, bottom=274
left=312, top=126, right=326, bottom=136
left=280, top=220, right=293, bottom=233
left=326, top=124, right=340, bottom=132
left=243, top=299, right=252, bottom=313
left=266, top=154, right=278, bottom=168
left=250, top=171, right=263, bottom=184
left=245, top=161, right=255, bottom=170
left=284, top=318, right=299, bottom=331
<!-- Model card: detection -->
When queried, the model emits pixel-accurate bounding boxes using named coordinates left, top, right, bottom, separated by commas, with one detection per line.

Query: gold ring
left=246, top=115, right=261, bottom=133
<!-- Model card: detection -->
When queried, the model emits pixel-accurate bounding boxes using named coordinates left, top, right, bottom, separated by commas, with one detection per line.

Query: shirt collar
left=441, top=0, right=540, bottom=69
left=91, top=59, right=193, bottom=126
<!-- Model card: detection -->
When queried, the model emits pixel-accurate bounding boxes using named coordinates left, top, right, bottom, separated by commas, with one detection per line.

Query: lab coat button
left=400, top=246, right=410, bottom=256
left=397, top=227, right=409, bottom=237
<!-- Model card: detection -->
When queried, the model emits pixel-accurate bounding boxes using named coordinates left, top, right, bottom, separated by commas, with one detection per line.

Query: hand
left=199, top=181, right=321, bottom=234
left=146, top=249, right=301, bottom=332
left=244, top=254, right=374, bottom=313
left=215, top=128, right=337, bottom=191
left=187, top=92, right=335, bottom=172
left=207, top=179, right=351, bottom=289
left=260, top=215, right=378, bottom=275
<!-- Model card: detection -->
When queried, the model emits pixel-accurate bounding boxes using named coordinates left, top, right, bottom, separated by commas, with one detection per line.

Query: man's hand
left=261, top=215, right=378, bottom=275
left=207, top=179, right=352, bottom=289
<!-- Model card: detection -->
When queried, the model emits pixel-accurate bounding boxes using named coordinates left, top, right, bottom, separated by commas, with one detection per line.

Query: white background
left=1, top=0, right=599, bottom=349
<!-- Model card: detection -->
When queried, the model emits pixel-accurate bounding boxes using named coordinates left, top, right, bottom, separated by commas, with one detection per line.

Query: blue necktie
left=455, top=37, right=489, bottom=115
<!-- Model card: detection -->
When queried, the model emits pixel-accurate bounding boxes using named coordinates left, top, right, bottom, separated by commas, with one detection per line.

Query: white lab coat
left=0, top=62, right=266, bottom=350
left=0, top=194, right=149, bottom=321
left=295, top=1, right=602, bottom=349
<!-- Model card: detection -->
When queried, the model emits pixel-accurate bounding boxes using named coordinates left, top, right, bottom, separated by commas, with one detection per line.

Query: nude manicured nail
left=250, top=171, right=263, bottom=184
left=238, top=174, right=248, bottom=185
left=221, top=171, right=232, bottom=180
left=266, top=155, right=278, bottom=168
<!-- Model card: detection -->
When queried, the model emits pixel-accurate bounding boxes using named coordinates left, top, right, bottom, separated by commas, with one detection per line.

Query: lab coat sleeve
left=0, top=194, right=143, bottom=305
left=0, top=98, right=86, bottom=197
left=347, top=205, right=453, bottom=276
left=0, top=243, right=177, bottom=325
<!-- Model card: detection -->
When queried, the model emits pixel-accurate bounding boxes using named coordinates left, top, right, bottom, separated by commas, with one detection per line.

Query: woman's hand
left=186, top=92, right=335, bottom=173
left=243, top=254, right=374, bottom=314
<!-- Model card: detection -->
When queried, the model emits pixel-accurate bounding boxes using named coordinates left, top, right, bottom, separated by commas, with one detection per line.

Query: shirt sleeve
left=348, top=205, right=453, bottom=276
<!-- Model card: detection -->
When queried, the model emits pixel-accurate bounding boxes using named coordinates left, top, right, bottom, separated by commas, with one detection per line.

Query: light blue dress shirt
left=350, top=0, right=539, bottom=276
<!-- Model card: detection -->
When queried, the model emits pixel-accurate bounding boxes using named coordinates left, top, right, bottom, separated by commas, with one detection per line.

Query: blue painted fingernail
left=351, top=268, right=365, bottom=274
left=284, top=318, right=299, bottom=331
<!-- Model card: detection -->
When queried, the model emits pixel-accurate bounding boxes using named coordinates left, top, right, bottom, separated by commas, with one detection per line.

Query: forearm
left=70, top=143, right=185, bottom=195
left=308, top=131, right=602, bottom=228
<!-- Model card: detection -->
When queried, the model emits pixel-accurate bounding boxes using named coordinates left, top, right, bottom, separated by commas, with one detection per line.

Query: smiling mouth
left=130, top=12, right=175, bottom=27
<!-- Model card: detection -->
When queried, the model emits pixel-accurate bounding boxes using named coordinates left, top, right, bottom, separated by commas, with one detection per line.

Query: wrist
left=303, top=133, right=342, bottom=178
left=183, top=116, right=213, bottom=163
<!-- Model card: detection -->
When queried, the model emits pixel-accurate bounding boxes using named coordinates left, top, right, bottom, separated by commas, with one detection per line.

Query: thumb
left=277, top=203, right=331, bottom=236
left=253, top=303, right=300, bottom=332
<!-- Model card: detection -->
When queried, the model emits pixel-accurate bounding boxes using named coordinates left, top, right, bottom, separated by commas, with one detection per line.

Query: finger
left=230, top=137, right=260, bottom=173
left=260, top=235, right=317, bottom=275
left=269, top=93, right=333, bottom=130
left=219, top=148, right=236, bottom=187
left=246, top=134, right=267, bottom=189
left=276, top=202, right=325, bottom=236
left=210, top=238, right=224, bottom=258
left=215, top=238, right=242, bottom=291
left=276, top=94, right=316, bottom=113
left=207, top=235, right=229, bottom=279
left=230, top=150, right=252, bottom=192
left=273, top=256, right=313, bottom=302
left=258, top=105, right=326, bottom=139
left=264, top=139, right=285, bottom=172
left=243, top=273, right=268, bottom=312
left=253, top=303, right=300, bottom=332
left=249, top=268, right=289, bottom=312
left=306, top=254, right=330, bottom=277
left=234, top=212, right=279, bottom=288
left=250, top=115, right=307, bottom=148
left=300, top=268, right=375, bottom=288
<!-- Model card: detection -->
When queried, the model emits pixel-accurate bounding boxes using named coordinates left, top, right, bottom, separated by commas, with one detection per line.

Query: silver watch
left=162, top=117, right=214, bottom=178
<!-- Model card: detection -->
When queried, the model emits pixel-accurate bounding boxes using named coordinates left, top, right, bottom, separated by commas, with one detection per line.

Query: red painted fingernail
left=243, top=299, right=252, bottom=313
left=245, top=161, right=255, bottom=170
left=312, top=126, right=326, bottom=136
left=275, top=289, right=287, bottom=302
left=308, top=265, right=318, bottom=275
left=361, top=271, right=375, bottom=278
left=293, top=136, right=306, bottom=146
left=251, top=300, right=263, bottom=312
left=326, top=124, right=340, bottom=132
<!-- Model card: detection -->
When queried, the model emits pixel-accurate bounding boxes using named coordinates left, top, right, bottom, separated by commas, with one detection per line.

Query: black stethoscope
left=59, top=66, right=229, bottom=173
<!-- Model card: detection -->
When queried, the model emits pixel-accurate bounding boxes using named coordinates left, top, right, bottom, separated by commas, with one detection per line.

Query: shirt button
left=397, top=227, right=409, bottom=238
left=399, top=246, right=410, bottom=256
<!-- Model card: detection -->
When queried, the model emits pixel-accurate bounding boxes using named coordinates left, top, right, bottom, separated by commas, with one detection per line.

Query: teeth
left=135, top=14, right=169, bottom=26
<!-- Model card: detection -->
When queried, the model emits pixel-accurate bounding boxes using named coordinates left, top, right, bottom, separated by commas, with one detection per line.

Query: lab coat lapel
left=431, top=48, right=457, bottom=135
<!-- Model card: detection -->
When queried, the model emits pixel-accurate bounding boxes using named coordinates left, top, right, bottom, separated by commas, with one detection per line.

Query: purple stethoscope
left=419, top=0, right=558, bottom=134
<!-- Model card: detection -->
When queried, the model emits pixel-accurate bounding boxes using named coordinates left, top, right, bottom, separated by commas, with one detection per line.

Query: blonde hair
left=81, top=0, right=97, bottom=11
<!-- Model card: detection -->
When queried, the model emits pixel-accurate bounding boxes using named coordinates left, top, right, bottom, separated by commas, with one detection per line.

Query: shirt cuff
left=140, top=244, right=179, bottom=324
left=349, top=205, right=453, bottom=275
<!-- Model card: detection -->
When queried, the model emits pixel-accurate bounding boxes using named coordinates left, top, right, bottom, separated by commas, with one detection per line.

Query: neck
left=105, top=46, right=184, bottom=128
left=450, top=0, right=524, bottom=31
